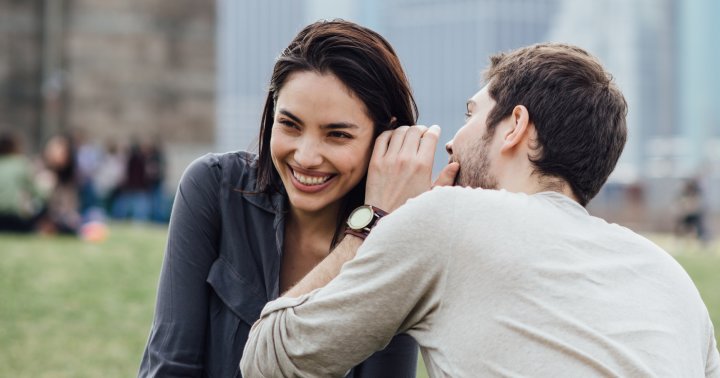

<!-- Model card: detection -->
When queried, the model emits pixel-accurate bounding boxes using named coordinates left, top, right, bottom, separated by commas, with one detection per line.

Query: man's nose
left=293, top=138, right=323, bottom=168
left=445, top=140, right=454, bottom=155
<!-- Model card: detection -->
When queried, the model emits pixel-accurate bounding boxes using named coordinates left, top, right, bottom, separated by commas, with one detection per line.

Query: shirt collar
left=232, top=153, right=287, bottom=215
left=235, top=181, right=287, bottom=215
left=534, top=191, right=589, bottom=216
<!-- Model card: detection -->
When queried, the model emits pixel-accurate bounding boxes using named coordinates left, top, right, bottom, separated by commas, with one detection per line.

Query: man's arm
left=240, top=189, right=457, bottom=377
left=283, top=234, right=362, bottom=298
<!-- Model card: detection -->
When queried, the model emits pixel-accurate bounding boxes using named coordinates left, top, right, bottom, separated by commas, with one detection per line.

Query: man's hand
left=434, top=161, right=460, bottom=187
left=365, top=125, right=459, bottom=212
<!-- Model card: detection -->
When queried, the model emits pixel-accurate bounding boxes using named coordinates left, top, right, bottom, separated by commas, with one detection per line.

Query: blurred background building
left=1, top=0, right=718, bottom=233
left=0, top=0, right=216, bottom=189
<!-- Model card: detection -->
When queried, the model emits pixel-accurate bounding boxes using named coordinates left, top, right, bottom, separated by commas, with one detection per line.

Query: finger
left=400, top=125, right=427, bottom=157
left=372, top=130, right=393, bottom=158
left=418, top=125, right=441, bottom=157
left=385, top=126, right=410, bottom=157
left=432, top=162, right=460, bottom=187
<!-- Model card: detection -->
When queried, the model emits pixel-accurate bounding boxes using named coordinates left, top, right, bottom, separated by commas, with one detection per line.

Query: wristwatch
left=344, top=205, right=388, bottom=240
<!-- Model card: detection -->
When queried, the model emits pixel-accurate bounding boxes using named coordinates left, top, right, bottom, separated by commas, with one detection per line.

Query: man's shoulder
left=385, top=187, right=514, bottom=235
left=413, top=186, right=520, bottom=209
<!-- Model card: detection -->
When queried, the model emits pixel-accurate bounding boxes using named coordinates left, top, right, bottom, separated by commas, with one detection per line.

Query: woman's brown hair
left=255, top=19, right=418, bottom=246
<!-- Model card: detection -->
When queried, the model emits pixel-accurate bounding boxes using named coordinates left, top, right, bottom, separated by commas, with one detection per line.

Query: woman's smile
left=288, top=164, right=337, bottom=193
left=270, top=71, right=375, bottom=215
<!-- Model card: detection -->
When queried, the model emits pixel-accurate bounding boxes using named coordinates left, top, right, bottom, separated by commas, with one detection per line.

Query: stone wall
left=0, top=0, right=216, bottom=150
left=65, top=0, right=216, bottom=145
left=0, top=0, right=43, bottom=150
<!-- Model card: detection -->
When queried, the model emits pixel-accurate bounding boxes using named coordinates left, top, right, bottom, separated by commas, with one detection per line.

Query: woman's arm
left=138, top=155, right=222, bottom=377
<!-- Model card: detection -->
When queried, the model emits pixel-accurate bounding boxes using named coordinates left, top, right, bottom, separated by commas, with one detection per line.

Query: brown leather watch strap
left=370, top=206, right=388, bottom=217
left=344, top=228, right=369, bottom=240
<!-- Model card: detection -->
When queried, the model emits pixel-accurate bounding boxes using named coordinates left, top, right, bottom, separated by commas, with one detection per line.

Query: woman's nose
left=445, top=140, right=454, bottom=155
left=293, top=138, right=323, bottom=168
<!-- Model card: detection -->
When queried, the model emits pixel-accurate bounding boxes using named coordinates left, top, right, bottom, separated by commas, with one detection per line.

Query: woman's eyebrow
left=279, top=109, right=359, bottom=130
left=321, top=122, right=359, bottom=130
left=278, top=109, right=304, bottom=125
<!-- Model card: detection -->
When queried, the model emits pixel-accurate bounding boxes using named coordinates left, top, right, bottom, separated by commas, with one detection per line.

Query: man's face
left=445, top=85, right=500, bottom=189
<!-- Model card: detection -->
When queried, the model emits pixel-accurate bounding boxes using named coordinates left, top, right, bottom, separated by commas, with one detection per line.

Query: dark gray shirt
left=138, top=151, right=417, bottom=377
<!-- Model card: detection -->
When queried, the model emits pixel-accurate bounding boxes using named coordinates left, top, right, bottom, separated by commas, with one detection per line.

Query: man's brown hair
left=484, top=43, right=627, bottom=206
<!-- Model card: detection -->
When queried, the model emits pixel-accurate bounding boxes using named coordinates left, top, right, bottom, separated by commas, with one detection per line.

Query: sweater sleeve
left=241, top=188, right=455, bottom=377
left=138, top=154, right=222, bottom=377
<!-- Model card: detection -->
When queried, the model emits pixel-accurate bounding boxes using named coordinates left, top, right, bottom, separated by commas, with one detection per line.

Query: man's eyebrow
left=278, top=109, right=303, bottom=125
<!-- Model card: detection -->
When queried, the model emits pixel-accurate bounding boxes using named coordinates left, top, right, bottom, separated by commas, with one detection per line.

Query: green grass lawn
left=0, top=224, right=166, bottom=378
left=0, top=225, right=718, bottom=377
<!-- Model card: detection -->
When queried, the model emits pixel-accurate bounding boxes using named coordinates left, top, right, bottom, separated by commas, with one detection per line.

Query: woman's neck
left=286, top=202, right=342, bottom=251
left=279, top=202, right=343, bottom=292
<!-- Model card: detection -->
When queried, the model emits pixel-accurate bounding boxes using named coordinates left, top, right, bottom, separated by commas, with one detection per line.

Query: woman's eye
left=329, top=131, right=353, bottom=139
left=464, top=112, right=472, bottom=120
left=278, top=119, right=299, bottom=130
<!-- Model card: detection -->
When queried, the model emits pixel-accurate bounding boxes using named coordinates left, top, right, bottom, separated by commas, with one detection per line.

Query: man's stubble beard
left=453, top=135, right=499, bottom=190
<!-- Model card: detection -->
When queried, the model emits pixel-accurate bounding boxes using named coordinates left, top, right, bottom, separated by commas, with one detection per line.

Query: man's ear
left=500, top=105, right=530, bottom=153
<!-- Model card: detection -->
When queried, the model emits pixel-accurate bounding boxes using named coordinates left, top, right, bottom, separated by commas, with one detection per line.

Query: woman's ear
left=389, top=116, right=397, bottom=128
left=500, top=105, right=530, bottom=153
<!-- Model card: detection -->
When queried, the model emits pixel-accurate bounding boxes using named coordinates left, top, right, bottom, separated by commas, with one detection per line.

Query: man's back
left=406, top=187, right=718, bottom=377
left=240, top=186, right=719, bottom=377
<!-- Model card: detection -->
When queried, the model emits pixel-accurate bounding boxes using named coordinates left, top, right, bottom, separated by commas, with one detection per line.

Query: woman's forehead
left=276, top=72, right=373, bottom=128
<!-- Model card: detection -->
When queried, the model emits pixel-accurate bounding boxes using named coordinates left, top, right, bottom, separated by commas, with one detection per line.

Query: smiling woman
left=271, top=72, right=374, bottom=217
left=138, top=20, right=419, bottom=378
left=271, top=71, right=379, bottom=292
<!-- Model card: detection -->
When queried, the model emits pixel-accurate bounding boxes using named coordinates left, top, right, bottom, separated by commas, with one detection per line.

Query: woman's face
left=270, top=71, right=375, bottom=216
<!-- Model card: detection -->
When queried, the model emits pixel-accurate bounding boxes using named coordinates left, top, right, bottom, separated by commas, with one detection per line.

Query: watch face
left=348, top=206, right=374, bottom=229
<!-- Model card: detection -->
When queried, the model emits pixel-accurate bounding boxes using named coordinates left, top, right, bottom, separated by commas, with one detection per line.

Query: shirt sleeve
left=138, top=154, right=222, bottom=377
left=707, top=321, right=720, bottom=377
left=240, top=188, right=456, bottom=377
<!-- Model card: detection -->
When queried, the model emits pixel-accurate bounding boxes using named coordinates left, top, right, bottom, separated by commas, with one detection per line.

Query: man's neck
left=500, top=173, right=580, bottom=204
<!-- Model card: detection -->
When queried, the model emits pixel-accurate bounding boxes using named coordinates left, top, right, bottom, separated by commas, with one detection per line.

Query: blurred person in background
left=0, top=132, right=49, bottom=232
left=112, top=140, right=152, bottom=221
left=675, top=177, right=709, bottom=244
left=74, top=129, right=104, bottom=216
left=144, top=138, right=169, bottom=223
left=38, top=134, right=81, bottom=235
left=94, top=140, right=126, bottom=215
left=139, top=20, right=421, bottom=377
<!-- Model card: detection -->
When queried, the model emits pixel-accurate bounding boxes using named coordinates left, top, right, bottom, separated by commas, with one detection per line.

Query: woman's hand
left=365, top=125, right=459, bottom=212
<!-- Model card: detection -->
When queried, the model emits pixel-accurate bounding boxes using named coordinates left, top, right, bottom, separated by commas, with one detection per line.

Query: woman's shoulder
left=192, top=150, right=258, bottom=171
left=182, top=151, right=260, bottom=191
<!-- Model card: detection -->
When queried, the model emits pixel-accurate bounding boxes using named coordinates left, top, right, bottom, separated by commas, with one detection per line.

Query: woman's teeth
left=293, top=170, right=331, bottom=186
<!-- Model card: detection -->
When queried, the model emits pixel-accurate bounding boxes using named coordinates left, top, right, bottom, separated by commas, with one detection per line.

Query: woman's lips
left=288, top=165, right=336, bottom=193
